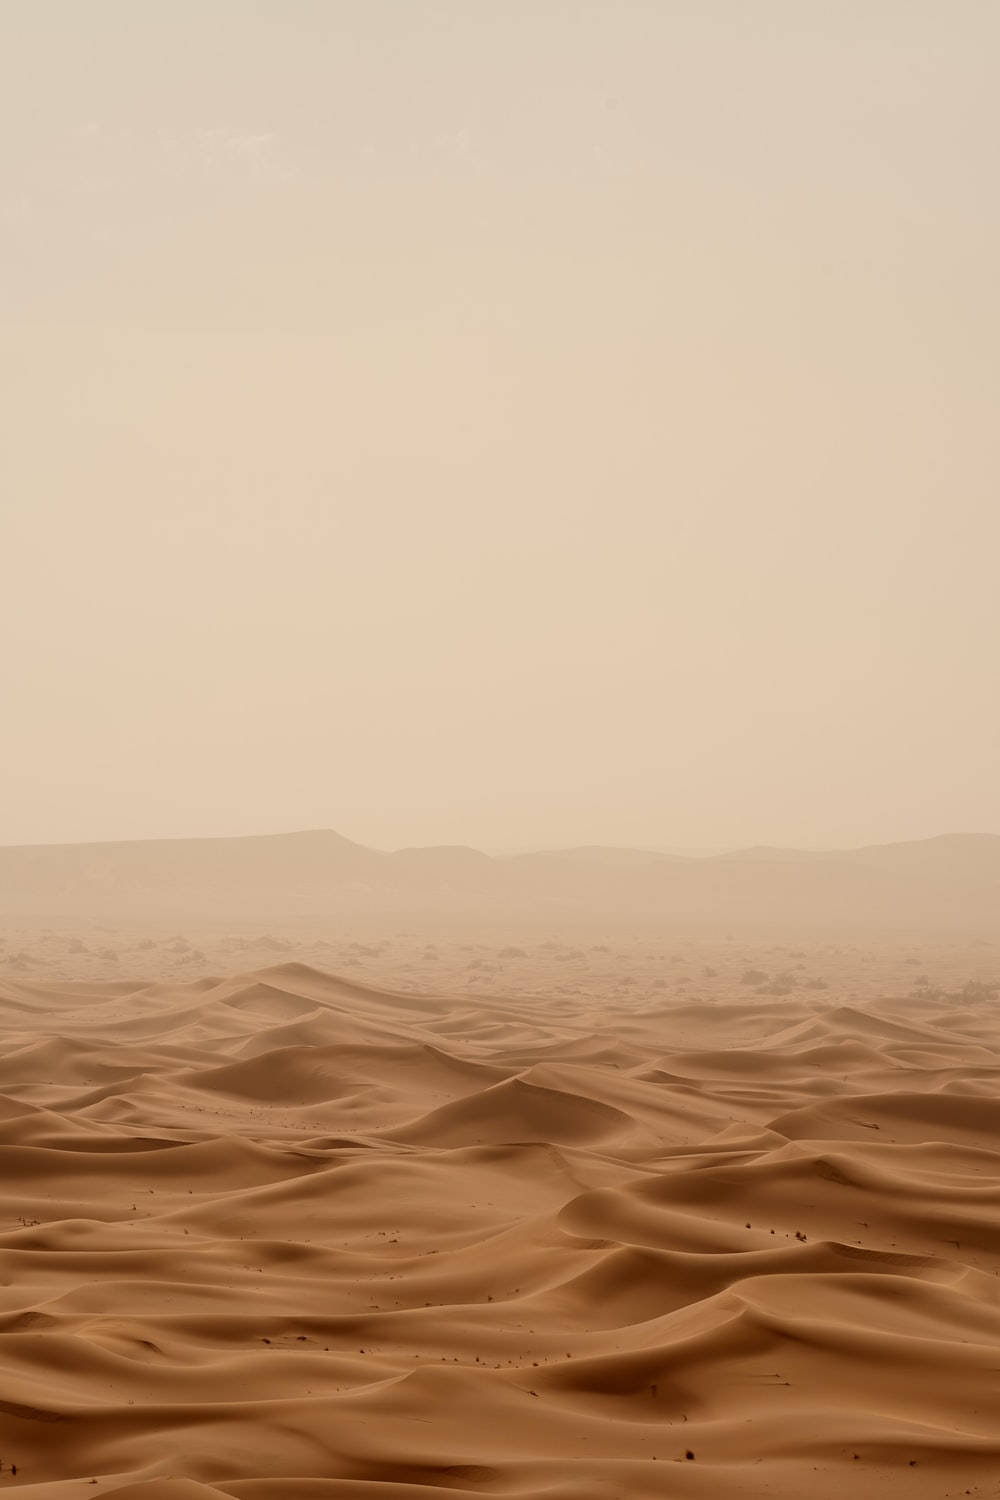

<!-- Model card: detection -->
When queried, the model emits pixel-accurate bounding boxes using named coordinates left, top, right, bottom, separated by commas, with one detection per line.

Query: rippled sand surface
left=0, top=953, right=998, bottom=1497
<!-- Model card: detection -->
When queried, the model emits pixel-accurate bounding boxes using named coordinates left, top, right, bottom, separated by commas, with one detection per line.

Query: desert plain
left=6, top=0, right=999, bottom=1489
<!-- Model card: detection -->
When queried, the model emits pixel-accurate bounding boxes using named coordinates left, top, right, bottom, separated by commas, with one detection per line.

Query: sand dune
left=0, top=959, right=998, bottom=1495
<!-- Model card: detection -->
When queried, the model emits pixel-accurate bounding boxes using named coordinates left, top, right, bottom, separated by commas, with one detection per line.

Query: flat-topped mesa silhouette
left=0, top=829, right=997, bottom=929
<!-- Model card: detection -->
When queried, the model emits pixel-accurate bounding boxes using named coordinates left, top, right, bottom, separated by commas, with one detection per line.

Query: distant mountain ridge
left=0, top=829, right=997, bottom=930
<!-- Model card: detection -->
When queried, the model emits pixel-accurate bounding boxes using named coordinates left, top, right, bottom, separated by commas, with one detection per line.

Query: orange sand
left=0, top=956, right=998, bottom=1497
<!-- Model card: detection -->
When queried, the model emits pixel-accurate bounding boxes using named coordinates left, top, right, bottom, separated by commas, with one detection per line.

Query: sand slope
left=0, top=961, right=998, bottom=1496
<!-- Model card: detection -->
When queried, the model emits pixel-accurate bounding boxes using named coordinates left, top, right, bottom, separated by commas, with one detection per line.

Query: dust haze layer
left=1, top=828, right=999, bottom=933
left=3, top=2, right=1000, bottom=854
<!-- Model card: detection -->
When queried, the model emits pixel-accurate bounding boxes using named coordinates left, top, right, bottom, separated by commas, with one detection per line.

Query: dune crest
left=0, top=960, right=998, bottom=1495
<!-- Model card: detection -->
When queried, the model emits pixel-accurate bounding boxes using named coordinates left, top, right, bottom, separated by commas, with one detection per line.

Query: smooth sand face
left=1, top=938, right=999, bottom=1496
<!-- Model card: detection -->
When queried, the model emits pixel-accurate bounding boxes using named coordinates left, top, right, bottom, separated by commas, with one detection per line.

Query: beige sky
left=2, top=2, right=998, bottom=852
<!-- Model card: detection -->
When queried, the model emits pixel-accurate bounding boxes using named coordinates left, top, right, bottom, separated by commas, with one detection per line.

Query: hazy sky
left=2, top=2, right=998, bottom=852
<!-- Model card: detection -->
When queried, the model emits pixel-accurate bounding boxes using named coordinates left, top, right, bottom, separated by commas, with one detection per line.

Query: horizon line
left=0, top=826, right=996, bottom=858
